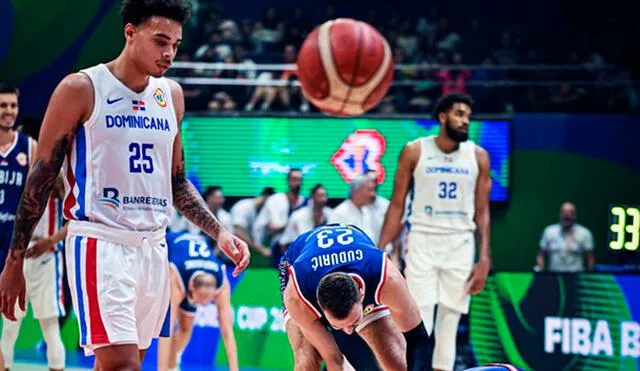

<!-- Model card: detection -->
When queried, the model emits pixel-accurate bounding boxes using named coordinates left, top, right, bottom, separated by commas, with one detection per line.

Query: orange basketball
left=296, top=18, right=394, bottom=117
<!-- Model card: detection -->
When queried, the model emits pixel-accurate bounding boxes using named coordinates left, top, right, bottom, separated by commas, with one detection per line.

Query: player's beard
left=445, top=120, right=468, bottom=142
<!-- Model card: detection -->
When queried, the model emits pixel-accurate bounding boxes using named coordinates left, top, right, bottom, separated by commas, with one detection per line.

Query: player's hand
left=217, top=230, right=251, bottom=276
left=0, top=258, right=26, bottom=321
left=25, top=237, right=55, bottom=259
left=466, top=257, right=491, bottom=295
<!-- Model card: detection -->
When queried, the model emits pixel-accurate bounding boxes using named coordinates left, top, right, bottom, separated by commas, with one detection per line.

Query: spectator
left=436, top=52, right=471, bottom=96
left=243, top=72, right=277, bottom=111
left=202, top=186, right=235, bottom=265
left=492, top=31, right=519, bottom=65
left=436, top=18, right=461, bottom=52
left=536, top=202, right=595, bottom=273
left=231, top=187, right=276, bottom=258
left=203, top=186, right=234, bottom=233
left=416, top=7, right=439, bottom=38
left=276, top=44, right=308, bottom=112
left=282, top=7, right=307, bottom=47
left=397, top=19, right=419, bottom=60
left=253, top=168, right=307, bottom=266
left=329, top=176, right=377, bottom=241
left=280, top=184, right=332, bottom=247
left=219, top=19, right=243, bottom=44
left=262, top=7, right=280, bottom=31
left=207, top=91, right=236, bottom=112
left=364, top=170, right=391, bottom=249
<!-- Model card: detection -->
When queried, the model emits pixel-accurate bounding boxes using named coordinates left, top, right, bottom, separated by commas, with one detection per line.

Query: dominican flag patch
left=132, top=100, right=146, bottom=111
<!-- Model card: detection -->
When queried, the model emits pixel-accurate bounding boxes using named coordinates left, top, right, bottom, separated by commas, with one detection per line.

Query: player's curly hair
left=317, top=273, right=360, bottom=319
left=432, top=93, right=474, bottom=119
left=121, top=0, right=191, bottom=26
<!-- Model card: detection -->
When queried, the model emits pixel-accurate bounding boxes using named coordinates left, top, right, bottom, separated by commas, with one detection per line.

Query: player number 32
left=129, top=142, right=154, bottom=174
left=438, top=181, right=457, bottom=199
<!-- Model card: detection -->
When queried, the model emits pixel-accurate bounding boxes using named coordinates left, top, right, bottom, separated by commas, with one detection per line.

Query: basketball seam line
left=338, top=21, right=363, bottom=114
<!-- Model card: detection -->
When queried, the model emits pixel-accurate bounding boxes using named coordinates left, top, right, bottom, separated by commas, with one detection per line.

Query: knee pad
left=40, top=317, right=65, bottom=369
left=433, top=305, right=461, bottom=371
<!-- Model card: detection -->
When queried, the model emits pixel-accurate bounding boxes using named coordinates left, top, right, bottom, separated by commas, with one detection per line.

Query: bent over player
left=281, top=224, right=431, bottom=371
left=0, top=1, right=249, bottom=370
left=158, top=231, right=237, bottom=371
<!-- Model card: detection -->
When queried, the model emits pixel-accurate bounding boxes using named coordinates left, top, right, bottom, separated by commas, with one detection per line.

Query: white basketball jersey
left=62, top=64, right=178, bottom=231
left=407, top=136, right=478, bottom=234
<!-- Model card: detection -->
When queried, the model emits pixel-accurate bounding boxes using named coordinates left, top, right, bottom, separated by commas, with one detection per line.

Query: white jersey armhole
left=163, top=78, right=180, bottom=139
left=469, top=142, right=480, bottom=174
left=78, top=69, right=101, bottom=130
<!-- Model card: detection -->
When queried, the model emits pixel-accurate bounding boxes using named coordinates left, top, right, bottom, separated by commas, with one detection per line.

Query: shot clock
left=608, top=204, right=639, bottom=252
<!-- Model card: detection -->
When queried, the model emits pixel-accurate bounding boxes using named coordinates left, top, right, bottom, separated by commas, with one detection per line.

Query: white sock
left=40, top=317, right=65, bottom=369
left=1, top=315, right=24, bottom=367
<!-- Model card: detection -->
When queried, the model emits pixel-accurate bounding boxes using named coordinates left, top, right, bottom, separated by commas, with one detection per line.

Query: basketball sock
left=433, top=305, right=461, bottom=371
left=40, top=317, right=65, bottom=369
left=403, top=321, right=433, bottom=371
left=0, top=315, right=23, bottom=367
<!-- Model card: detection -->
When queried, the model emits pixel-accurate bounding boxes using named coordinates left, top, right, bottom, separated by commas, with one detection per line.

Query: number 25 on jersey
left=129, top=142, right=154, bottom=174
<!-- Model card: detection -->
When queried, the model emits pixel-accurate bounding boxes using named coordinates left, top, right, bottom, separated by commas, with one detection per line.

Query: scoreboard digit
left=609, top=205, right=640, bottom=251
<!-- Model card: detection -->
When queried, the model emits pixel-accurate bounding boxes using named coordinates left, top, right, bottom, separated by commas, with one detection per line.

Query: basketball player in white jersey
left=1, top=177, right=67, bottom=371
left=378, top=93, right=492, bottom=371
left=0, top=1, right=250, bottom=370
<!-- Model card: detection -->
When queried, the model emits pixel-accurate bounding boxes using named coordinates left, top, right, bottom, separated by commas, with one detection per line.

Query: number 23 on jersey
left=316, top=228, right=354, bottom=248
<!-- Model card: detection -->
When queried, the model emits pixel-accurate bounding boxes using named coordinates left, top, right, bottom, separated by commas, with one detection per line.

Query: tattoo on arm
left=10, top=136, right=70, bottom=260
left=172, top=149, right=222, bottom=239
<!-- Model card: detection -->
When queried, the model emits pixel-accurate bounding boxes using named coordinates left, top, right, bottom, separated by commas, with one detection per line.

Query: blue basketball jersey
left=0, top=132, right=31, bottom=227
left=167, top=232, right=226, bottom=313
left=288, top=224, right=390, bottom=319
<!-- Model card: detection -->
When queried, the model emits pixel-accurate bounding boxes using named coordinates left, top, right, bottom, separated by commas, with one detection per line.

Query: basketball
left=296, top=18, right=394, bottom=117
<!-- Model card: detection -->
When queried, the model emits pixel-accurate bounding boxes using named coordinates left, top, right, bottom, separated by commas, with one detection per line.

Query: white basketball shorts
left=20, top=248, right=66, bottom=319
left=404, top=231, right=475, bottom=314
left=65, top=220, right=170, bottom=356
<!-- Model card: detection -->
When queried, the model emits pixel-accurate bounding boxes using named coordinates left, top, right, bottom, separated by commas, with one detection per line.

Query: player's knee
left=178, top=325, right=193, bottom=338
left=99, top=358, right=140, bottom=371
left=293, top=343, right=322, bottom=371
left=95, top=346, right=141, bottom=371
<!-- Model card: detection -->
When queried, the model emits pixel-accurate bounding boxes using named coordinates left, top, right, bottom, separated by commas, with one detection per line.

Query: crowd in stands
left=168, top=1, right=639, bottom=114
